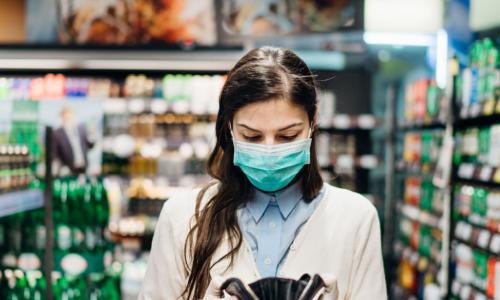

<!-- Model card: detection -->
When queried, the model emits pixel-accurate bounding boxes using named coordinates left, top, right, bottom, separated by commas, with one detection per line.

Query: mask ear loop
left=308, top=123, right=314, bottom=138
left=228, top=122, right=234, bottom=138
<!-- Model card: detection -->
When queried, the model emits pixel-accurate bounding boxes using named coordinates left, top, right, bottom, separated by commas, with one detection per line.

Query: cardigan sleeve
left=138, top=198, right=188, bottom=300
left=347, top=205, right=387, bottom=300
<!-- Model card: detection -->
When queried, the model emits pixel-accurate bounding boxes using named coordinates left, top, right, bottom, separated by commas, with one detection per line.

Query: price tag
left=471, top=103, right=482, bottom=117
left=455, top=222, right=464, bottom=239
left=494, top=168, right=500, bottom=184
left=359, top=155, right=378, bottom=169
left=483, top=100, right=495, bottom=115
left=464, top=223, right=474, bottom=241
left=475, top=293, right=487, bottom=300
left=333, top=115, right=351, bottom=129
left=478, top=230, right=491, bottom=249
left=103, top=98, right=127, bottom=114
left=479, top=166, right=493, bottom=182
left=490, top=234, right=500, bottom=254
left=357, top=115, right=377, bottom=129
left=150, top=99, right=168, bottom=114
left=451, top=280, right=461, bottom=295
left=459, top=163, right=476, bottom=179
left=461, top=106, right=469, bottom=118
left=128, top=98, right=145, bottom=114
left=460, top=284, right=471, bottom=300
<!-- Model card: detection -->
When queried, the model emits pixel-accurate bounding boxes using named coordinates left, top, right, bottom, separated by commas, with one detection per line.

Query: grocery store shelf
left=397, top=119, right=446, bottom=130
left=398, top=203, right=442, bottom=229
left=455, top=163, right=500, bottom=186
left=317, top=114, right=379, bottom=132
left=102, top=98, right=219, bottom=118
left=394, top=241, right=442, bottom=272
left=396, top=161, right=437, bottom=176
left=456, top=100, right=500, bottom=126
left=454, top=221, right=500, bottom=257
left=454, top=237, right=500, bottom=259
left=455, top=211, right=500, bottom=236
left=0, top=189, right=44, bottom=218
left=451, top=279, right=493, bottom=300
left=320, top=154, right=379, bottom=172
left=390, top=283, right=420, bottom=300
left=0, top=48, right=243, bottom=72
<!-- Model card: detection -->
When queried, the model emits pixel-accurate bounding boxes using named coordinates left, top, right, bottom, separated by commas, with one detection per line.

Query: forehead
left=233, top=99, right=308, bottom=129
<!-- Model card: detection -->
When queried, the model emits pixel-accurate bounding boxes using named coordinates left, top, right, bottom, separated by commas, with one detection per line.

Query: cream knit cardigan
left=139, top=183, right=387, bottom=300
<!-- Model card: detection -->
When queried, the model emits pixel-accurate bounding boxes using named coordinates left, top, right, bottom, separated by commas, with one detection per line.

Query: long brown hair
left=182, top=47, right=324, bottom=299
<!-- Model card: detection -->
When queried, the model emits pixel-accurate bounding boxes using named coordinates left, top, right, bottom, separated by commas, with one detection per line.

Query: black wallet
left=220, top=274, right=328, bottom=300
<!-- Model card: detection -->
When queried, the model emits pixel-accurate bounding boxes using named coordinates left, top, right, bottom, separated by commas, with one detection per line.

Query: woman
left=139, top=47, right=387, bottom=299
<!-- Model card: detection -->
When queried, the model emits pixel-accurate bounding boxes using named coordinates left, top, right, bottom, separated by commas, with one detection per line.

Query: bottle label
left=86, top=227, right=97, bottom=249
left=73, top=227, right=85, bottom=247
left=36, top=226, right=46, bottom=250
left=61, top=253, right=88, bottom=276
left=11, top=229, right=21, bottom=250
left=0, top=225, right=4, bottom=247
left=104, top=250, right=113, bottom=268
left=2, top=253, right=17, bottom=268
left=57, top=225, right=72, bottom=250
left=18, top=253, right=41, bottom=271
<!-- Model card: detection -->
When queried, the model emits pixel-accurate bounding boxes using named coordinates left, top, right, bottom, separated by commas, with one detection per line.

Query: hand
left=202, top=275, right=239, bottom=300
left=318, top=273, right=339, bottom=300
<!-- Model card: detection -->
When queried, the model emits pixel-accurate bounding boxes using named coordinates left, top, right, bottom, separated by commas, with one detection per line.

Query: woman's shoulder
left=157, top=181, right=219, bottom=236
left=321, top=183, right=378, bottom=220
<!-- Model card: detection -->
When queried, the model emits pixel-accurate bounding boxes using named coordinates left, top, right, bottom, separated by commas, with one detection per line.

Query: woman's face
left=232, top=99, right=311, bottom=145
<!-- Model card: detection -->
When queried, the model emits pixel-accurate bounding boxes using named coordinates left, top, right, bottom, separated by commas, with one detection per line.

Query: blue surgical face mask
left=232, top=129, right=312, bottom=192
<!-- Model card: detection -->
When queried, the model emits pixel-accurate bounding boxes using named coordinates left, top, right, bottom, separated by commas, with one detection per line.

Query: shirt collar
left=246, top=180, right=303, bottom=223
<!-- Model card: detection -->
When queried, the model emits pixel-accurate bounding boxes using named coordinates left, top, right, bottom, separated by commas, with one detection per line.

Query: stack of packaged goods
left=450, top=37, right=500, bottom=300
left=101, top=74, right=221, bottom=185
left=452, top=184, right=500, bottom=299
left=403, top=78, right=447, bottom=126
left=454, top=124, right=500, bottom=183
left=0, top=145, right=34, bottom=192
left=402, top=130, right=444, bottom=171
left=0, top=177, right=121, bottom=299
left=456, top=38, right=500, bottom=119
left=394, top=78, right=448, bottom=299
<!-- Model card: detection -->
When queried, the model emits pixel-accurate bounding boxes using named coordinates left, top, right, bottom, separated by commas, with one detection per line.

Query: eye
left=243, top=135, right=262, bottom=142
left=279, top=134, right=299, bottom=141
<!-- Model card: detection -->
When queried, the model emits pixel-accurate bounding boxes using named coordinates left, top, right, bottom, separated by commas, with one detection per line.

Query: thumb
left=321, top=273, right=339, bottom=299
left=203, top=275, right=226, bottom=299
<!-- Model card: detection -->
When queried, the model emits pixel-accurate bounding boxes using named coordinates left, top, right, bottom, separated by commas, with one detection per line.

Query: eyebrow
left=236, top=122, right=304, bottom=132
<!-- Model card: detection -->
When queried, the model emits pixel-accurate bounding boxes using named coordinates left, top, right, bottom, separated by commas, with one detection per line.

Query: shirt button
left=269, top=222, right=276, bottom=229
left=264, top=258, right=272, bottom=265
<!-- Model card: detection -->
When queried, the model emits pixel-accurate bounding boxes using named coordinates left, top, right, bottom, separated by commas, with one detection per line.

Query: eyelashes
left=242, top=135, right=299, bottom=142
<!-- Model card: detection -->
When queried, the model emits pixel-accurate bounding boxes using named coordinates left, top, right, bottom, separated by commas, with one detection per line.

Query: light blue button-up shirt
left=237, top=181, right=325, bottom=278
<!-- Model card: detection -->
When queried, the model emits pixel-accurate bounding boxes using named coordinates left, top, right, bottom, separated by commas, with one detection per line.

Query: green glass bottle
left=0, top=216, right=6, bottom=254
left=478, top=127, right=490, bottom=165
left=3, top=213, right=22, bottom=269
left=32, top=272, right=46, bottom=300
left=101, top=275, right=120, bottom=300
left=0, top=269, right=9, bottom=299
left=13, top=271, right=31, bottom=300
left=54, top=180, right=72, bottom=270
left=69, top=180, right=85, bottom=252
left=93, top=181, right=110, bottom=252
left=21, top=210, right=37, bottom=255
left=33, top=208, right=46, bottom=259
left=83, top=182, right=97, bottom=254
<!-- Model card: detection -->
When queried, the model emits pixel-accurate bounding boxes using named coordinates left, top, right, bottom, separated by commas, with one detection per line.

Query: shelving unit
left=447, top=35, right=500, bottom=300
left=389, top=71, right=451, bottom=300
left=0, top=189, right=44, bottom=218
